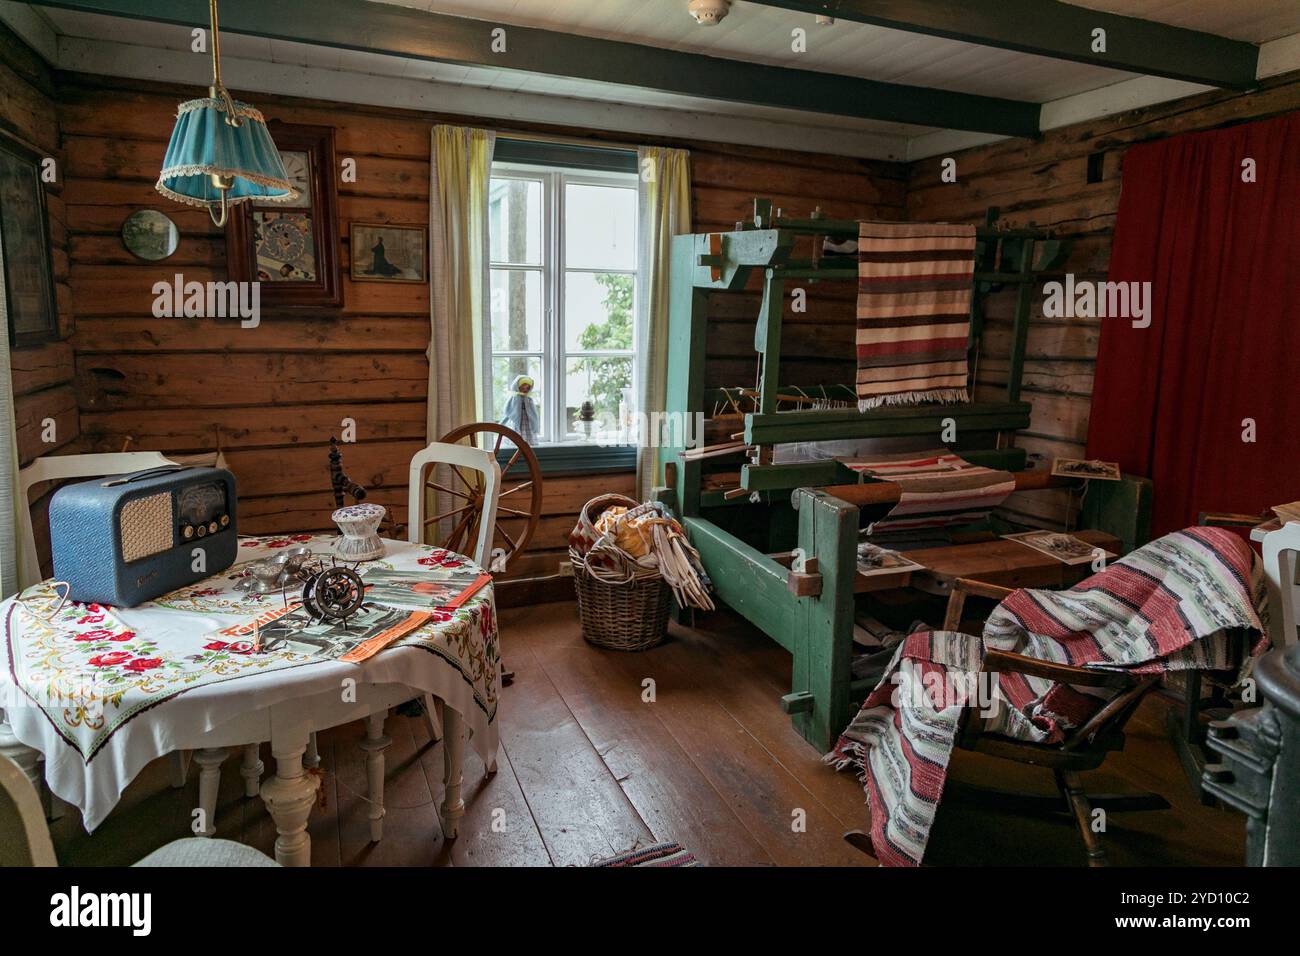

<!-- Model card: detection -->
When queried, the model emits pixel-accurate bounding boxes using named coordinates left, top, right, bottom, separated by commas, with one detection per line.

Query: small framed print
left=1051, top=457, right=1122, bottom=481
left=0, top=130, right=58, bottom=347
left=227, top=123, right=341, bottom=309
left=349, top=222, right=426, bottom=283
left=1002, top=531, right=1113, bottom=566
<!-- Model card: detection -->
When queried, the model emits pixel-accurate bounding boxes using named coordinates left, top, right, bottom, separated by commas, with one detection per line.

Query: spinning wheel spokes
left=429, top=422, right=544, bottom=571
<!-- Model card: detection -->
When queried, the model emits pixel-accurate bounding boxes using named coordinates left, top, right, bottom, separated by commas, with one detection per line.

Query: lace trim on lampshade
left=154, top=169, right=300, bottom=208
left=172, top=96, right=269, bottom=123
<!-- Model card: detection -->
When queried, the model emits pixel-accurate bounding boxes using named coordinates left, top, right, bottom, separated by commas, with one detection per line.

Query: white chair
left=0, top=752, right=277, bottom=867
left=358, top=441, right=501, bottom=843
left=8, top=450, right=262, bottom=836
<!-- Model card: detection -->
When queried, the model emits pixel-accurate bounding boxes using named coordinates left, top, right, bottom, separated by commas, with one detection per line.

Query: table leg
left=0, top=710, right=43, bottom=814
left=304, top=731, right=320, bottom=770
left=239, top=743, right=264, bottom=798
left=168, top=750, right=191, bottom=788
left=259, top=742, right=320, bottom=867
left=441, top=705, right=465, bottom=840
left=421, top=693, right=443, bottom=743
left=359, top=711, right=391, bottom=843
left=192, top=747, right=227, bottom=837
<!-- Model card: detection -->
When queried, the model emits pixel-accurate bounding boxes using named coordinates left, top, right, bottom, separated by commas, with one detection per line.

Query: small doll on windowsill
left=500, top=374, right=539, bottom=446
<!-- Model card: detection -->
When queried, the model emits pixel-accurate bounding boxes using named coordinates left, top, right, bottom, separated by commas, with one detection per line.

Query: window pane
left=564, top=356, right=632, bottom=441
left=564, top=272, right=635, bottom=352
left=565, top=183, right=635, bottom=270
left=492, top=356, right=544, bottom=441
left=490, top=269, right=543, bottom=352
left=489, top=177, right=542, bottom=265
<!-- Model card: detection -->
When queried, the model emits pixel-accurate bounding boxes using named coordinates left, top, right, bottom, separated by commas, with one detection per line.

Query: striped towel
left=839, top=449, right=1016, bottom=535
left=856, top=221, right=976, bottom=410
left=826, top=526, right=1268, bottom=866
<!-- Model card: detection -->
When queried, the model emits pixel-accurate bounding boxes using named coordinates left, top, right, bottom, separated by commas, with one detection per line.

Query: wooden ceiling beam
left=750, top=0, right=1260, bottom=89
left=23, top=0, right=1042, bottom=137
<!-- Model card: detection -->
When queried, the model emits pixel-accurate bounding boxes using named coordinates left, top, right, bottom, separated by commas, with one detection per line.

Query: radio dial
left=182, top=525, right=194, bottom=539
left=196, top=524, right=207, bottom=538
left=208, top=521, right=219, bottom=534
left=219, top=514, right=230, bottom=528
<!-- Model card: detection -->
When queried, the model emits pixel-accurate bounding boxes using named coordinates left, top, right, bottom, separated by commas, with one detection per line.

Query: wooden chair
left=847, top=577, right=1169, bottom=866
left=0, top=753, right=276, bottom=867
left=355, top=441, right=502, bottom=843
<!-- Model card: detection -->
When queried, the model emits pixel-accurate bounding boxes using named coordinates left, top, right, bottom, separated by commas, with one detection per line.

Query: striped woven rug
left=591, top=842, right=698, bottom=867
left=839, top=449, right=1016, bottom=536
left=856, top=221, right=977, bottom=410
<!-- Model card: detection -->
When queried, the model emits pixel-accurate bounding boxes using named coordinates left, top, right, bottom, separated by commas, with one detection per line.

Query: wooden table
left=0, top=534, right=500, bottom=866
left=905, top=529, right=1121, bottom=595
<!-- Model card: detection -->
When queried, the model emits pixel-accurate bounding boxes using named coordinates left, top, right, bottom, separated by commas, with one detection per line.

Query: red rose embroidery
left=89, top=651, right=131, bottom=667
left=226, top=642, right=255, bottom=655
left=77, top=629, right=115, bottom=642
left=265, top=539, right=291, bottom=548
left=123, top=657, right=163, bottom=672
left=291, top=534, right=312, bottom=542
left=204, top=641, right=229, bottom=651
left=108, top=631, right=137, bottom=643
left=77, top=614, right=105, bottom=625
left=441, top=560, right=463, bottom=568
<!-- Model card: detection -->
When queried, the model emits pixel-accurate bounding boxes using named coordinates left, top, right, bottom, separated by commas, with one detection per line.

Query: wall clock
left=226, top=122, right=342, bottom=309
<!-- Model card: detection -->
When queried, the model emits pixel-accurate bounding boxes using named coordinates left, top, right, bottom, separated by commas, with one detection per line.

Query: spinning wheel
left=427, top=422, right=543, bottom=570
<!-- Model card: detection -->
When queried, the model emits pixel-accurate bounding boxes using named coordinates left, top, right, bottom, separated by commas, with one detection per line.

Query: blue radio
left=49, top=465, right=238, bottom=607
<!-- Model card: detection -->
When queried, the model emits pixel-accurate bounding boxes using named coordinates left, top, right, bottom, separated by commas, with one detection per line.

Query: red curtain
left=1086, top=111, right=1300, bottom=537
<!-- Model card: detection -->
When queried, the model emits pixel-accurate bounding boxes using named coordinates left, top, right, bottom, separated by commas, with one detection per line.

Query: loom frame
left=654, top=204, right=1151, bottom=751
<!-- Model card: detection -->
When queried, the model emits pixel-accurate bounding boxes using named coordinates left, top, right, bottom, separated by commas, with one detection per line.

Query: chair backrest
left=0, top=753, right=56, bottom=866
left=407, top=442, right=501, bottom=568
left=16, top=451, right=178, bottom=590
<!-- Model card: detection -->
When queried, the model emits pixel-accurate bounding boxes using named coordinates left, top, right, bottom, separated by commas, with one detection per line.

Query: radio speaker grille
left=120, top=492, right=174, bottom=561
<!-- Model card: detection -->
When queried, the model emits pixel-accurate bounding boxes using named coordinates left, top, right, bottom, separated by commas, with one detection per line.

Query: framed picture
left=1050, top=457, right=1122, bottom=481
left=0, top=131, right=59, bottom=347
left=1002, top=531, right=1114, bottom=566
left=350, top=222, right=426, bottom=283
left=226, top=122, right=341, bottom=309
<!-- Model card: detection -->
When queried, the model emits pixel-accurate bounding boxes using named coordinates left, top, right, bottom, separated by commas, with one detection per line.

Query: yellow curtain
left=635, top=146, right=692, bottom=501
left=428, top=125, right=495, bottom=443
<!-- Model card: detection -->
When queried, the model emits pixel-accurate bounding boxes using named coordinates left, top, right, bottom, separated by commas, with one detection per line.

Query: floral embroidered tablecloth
left=0, top=535, right=499, bottom=831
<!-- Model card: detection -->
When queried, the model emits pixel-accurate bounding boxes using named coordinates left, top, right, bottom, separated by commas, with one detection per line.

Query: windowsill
left=495, top=442, right=636, bottom=476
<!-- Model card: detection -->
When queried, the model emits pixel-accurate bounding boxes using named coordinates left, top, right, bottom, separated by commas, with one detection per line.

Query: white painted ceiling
left=7, top=0, right=1300, bottom=159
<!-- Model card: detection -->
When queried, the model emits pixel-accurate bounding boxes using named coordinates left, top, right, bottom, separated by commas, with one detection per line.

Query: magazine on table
left=1001, top=530, right=1114, bottom=566
left=211, top=603, right=431, bottom=663
left=358, top=567, right=492, bottom=611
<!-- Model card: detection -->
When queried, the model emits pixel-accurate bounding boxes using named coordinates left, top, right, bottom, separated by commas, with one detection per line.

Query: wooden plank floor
left=49, top=601, right=1246, bottom=866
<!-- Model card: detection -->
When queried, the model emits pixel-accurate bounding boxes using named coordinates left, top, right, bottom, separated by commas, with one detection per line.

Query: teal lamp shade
left=156, top=96, right=296, bottom=210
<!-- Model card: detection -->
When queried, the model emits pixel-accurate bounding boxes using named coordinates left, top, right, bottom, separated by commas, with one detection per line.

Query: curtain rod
left=494, top=129, right=643, bottom=154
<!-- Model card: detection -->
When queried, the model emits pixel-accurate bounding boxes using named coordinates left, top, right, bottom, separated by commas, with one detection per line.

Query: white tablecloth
left=0, top=535, right=500, bottom=830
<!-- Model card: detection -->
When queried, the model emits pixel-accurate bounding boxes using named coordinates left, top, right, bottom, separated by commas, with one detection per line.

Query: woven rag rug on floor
left=838, top=449, right=1016, bottom=536
left=591, top=842, right=698, bottom=867
left=856, top=220, right=977, bottom=410
left=826, top=526, right=1269, bottom=866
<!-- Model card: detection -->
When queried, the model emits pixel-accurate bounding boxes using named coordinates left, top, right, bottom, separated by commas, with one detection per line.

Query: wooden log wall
left=54, top=73, right=907, bottom=587
left=906, top=70, right=1300, bottom=530
left=1, top=24, right=76, bottom=574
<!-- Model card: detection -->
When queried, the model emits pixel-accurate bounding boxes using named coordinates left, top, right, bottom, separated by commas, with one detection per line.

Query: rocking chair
left=845, top=577, right=1170, bottom=866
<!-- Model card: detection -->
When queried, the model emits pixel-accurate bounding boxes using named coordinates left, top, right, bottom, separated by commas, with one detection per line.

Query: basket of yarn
left=568, top=494, right=713, bottom=651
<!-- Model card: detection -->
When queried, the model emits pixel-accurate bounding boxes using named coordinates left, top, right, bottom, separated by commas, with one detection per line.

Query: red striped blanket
left=839, top=449, right=1016, bottom=535
left=857, top=221, right=976, bottom=410
left=827, top=526, right=1268, bottom=866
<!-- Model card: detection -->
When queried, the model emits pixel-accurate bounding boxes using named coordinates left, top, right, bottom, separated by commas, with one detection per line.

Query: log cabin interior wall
left=908, top=71, right=1300, bottom=530
left=5, top=16, right=1298, bottom=582
left=50, top=70, right=906, bottom=587
left=1, top=24, right=75, bottom=575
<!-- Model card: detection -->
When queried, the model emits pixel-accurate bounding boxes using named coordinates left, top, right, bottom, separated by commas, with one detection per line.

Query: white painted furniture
left=0, top=535, right=499, bottom=866
left=1255, top=520, right=1300, bottom=649
left=362, top=441, right=503, bottom=838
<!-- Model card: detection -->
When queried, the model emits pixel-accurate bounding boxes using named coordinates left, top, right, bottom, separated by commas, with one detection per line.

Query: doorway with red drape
left=1086, top=111, right=1300, bottom=538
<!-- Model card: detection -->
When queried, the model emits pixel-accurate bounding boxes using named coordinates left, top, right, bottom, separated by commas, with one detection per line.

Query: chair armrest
left=981, top=648, right=1134, bottom=689
left=942, top=577, right=1016, bottom=630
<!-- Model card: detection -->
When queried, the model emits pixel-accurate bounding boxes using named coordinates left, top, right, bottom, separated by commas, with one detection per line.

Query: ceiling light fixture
left=156, top=0, right=295, bottom=227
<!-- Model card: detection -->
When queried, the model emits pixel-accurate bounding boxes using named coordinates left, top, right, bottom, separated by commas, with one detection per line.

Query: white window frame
left=486, top=161, right=639, bottom=447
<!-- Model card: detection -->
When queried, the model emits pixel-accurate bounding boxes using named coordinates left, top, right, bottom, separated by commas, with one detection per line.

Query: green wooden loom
left=653, top=200, right=1152, bottom=751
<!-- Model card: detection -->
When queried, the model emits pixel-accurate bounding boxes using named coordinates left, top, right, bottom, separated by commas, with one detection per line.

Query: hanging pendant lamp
left=156, top=0, right=296, bottom=226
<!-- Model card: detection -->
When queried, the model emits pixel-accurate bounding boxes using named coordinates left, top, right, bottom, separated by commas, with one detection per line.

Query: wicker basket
left=569, top=493, right=672, bottom=651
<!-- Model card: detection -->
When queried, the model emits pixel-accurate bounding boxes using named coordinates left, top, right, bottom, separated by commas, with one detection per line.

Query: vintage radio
left=50, top=465, right=238, bottom=607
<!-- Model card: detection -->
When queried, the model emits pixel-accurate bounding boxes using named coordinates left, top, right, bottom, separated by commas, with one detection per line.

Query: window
left=487, top=150, right=638, bottom=446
